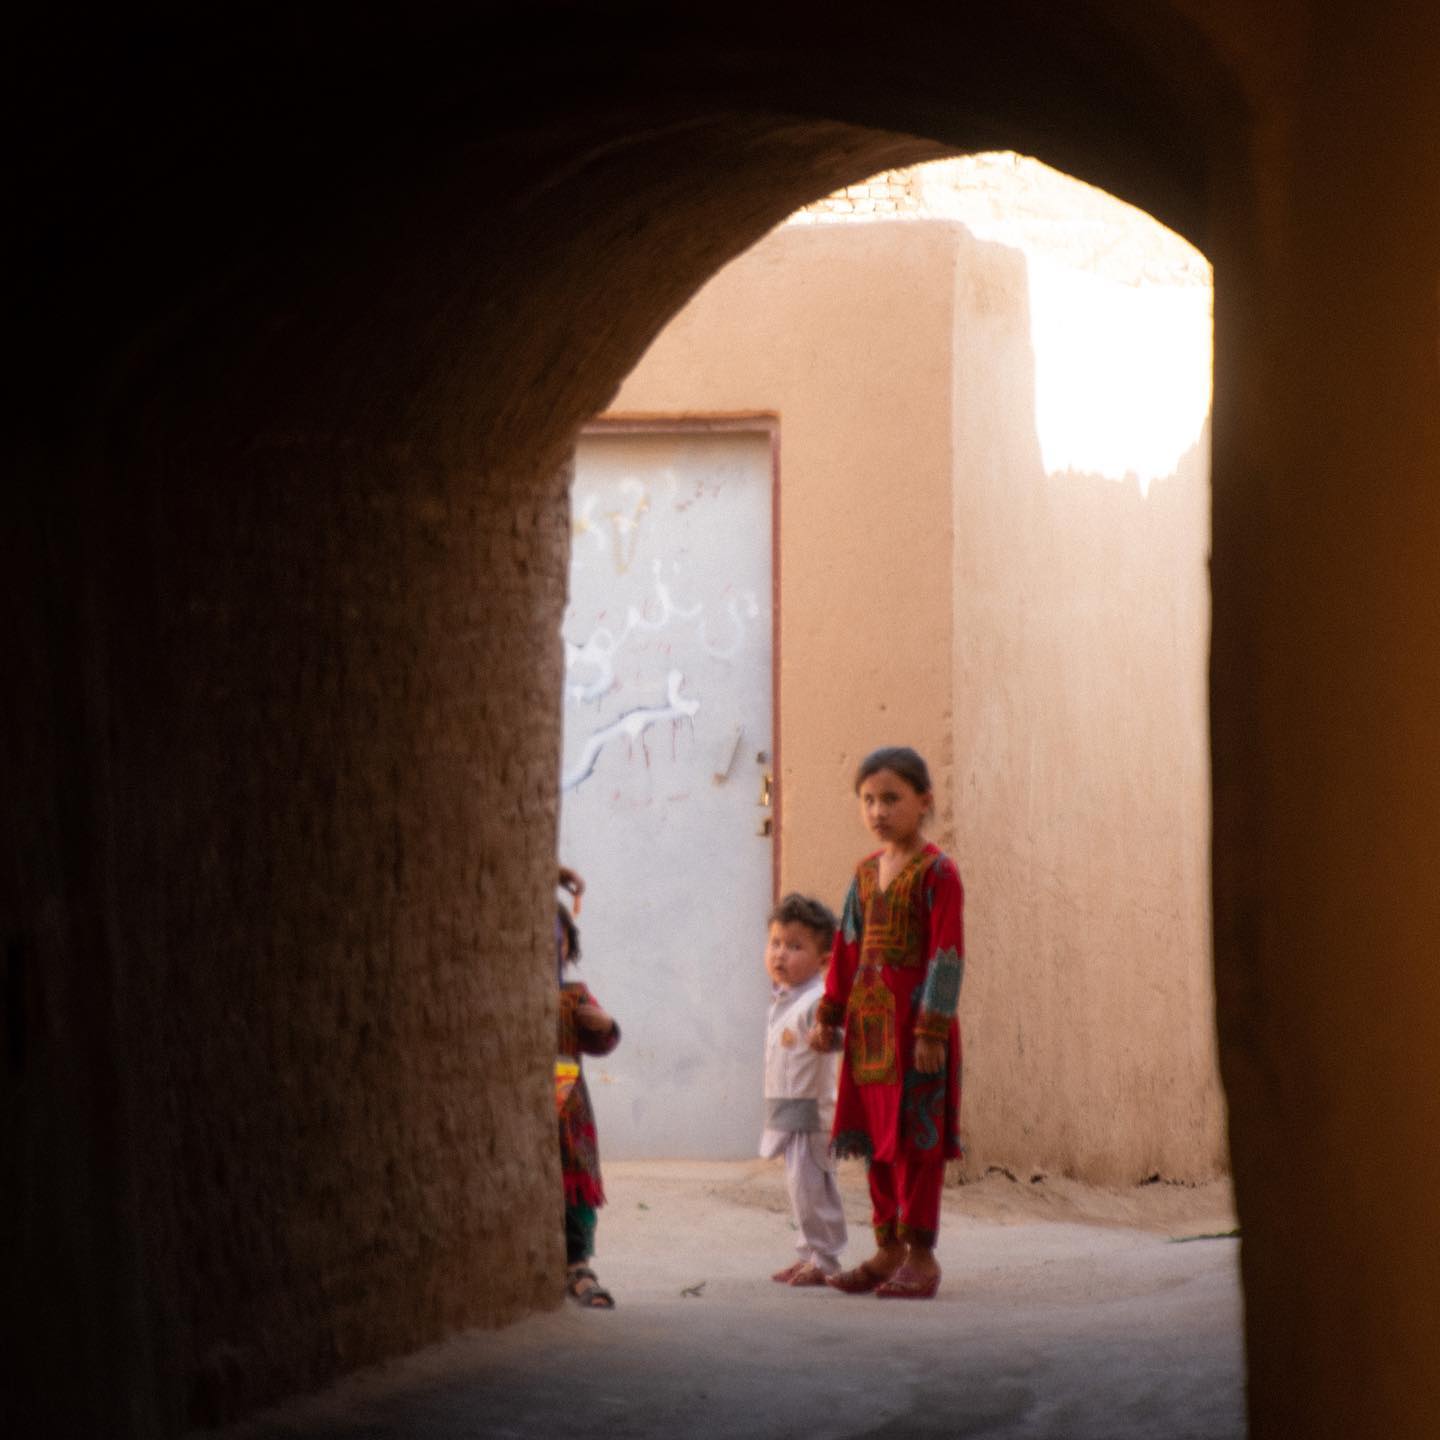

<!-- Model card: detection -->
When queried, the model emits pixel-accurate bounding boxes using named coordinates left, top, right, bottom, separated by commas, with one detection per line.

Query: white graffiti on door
left=565, top=561, right=759, bottom=702
left=561, top=668, right=702, bottom=793
left=697, top=591, right=761, bottom=661
left=565, top=561, right=702, bottom=704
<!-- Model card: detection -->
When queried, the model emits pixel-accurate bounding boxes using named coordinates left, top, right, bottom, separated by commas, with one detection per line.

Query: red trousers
left=868, top=1151, right=946, bottom=1249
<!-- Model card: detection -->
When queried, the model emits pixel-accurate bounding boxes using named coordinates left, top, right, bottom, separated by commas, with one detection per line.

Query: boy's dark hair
left=854, top=745, right=932, bottom=796
left=768, top=892, right=838, bottom=954
left=557, top=904, right=580, bottom=964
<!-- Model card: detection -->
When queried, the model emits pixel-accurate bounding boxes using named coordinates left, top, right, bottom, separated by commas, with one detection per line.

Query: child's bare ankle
left=867, top=1243, right=905, bottom=1276
left=905, top=1244, right=939, bottom=1273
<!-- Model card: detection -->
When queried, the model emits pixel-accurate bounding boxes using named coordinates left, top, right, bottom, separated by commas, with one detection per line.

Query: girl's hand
left=914, top=1036, right=945, bottom=1074
left=575, top=1003, right=613, bottom=1034
left=807, top=1022, right=837, bottom=1053
left=559, top=866, right=585, bottom=911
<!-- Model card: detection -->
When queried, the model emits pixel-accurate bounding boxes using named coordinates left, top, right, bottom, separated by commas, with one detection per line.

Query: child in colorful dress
left=760, top=893, right=848, bottom=1285
left=808, top=746, right=965, bottom=1300
left=555, top=900, right=621, bottom=1308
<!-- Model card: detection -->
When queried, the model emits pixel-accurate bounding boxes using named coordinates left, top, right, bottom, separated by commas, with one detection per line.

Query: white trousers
left=782, top=1132, right=847, bottom=1272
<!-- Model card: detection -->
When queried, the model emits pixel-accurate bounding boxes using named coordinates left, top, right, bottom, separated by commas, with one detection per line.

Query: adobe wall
left=610, top=203, right=1224, bottom=1184
left=5, top=423, right=572, bottom=1431
left=949, top=227, right=1222, bottom=1184
left=6, top=106, right=938, bottom=1436
left=1206, top=9, right=1440, bottom=1433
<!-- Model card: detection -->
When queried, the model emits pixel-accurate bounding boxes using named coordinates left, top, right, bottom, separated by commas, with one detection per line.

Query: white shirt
left=759, top=973, right=839, bottom=1158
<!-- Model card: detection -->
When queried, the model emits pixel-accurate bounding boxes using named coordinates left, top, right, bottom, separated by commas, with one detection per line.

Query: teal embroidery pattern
left=900, top=1067, right=947, bottom=1151
left=840, top=877, right=863, bottom=945
left=920, top=947, right=965, bottom=1017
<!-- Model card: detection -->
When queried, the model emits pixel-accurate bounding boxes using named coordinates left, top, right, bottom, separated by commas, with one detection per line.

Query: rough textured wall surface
left=949, top=228, right=1221, bottom=1185
left=1206, top=9, right=1440, bottom=1437
left=7, top=408, right=573, bottom=1432
left=4, top=94, right=942, bottom=1437
left=7, top=3, right=1440, bottom=1437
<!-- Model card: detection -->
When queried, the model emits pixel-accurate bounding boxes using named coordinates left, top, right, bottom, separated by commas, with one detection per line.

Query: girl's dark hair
left=768, top=893, right=838, bottom=953
left=854, top=745, right=932, bottom=796
left=557, top=904, right=581, bottom=964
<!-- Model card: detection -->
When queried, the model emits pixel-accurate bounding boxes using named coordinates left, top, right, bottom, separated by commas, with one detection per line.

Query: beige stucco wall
left=950, top=229, right=1223, bottom=1183
left=609, top=193, right=1224, bottom=1184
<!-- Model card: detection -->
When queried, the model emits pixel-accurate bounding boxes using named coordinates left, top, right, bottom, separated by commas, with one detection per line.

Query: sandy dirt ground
left=218, top=1160, right=1245, bottom=1440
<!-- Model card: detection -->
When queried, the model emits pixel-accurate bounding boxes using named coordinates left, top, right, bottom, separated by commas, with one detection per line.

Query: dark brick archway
left=6, top=6, right=1439, bottom=1437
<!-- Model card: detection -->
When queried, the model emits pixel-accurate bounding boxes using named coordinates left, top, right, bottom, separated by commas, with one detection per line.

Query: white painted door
left=560, top=427, right=775, bottom=1159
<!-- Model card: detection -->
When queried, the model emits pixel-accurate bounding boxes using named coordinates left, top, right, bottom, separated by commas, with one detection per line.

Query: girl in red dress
left=808, top=746, right=965, bottom=1300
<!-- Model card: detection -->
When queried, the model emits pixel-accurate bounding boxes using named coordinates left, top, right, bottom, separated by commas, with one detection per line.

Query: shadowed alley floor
left=217, top=1161, right=1245, bottom=1440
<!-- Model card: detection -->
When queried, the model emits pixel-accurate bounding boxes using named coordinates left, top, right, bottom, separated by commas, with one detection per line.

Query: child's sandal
left=874, top=1264, right=941, bottom=1300
left=787, top=1262, right=831, bottom=1287
left=566, top=1265, right=616, bottom=1308
left=825, top=1261, right=890, bottom=1294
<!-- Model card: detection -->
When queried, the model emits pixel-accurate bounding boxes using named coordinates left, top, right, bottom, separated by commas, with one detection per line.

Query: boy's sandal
left=825, top=1261, right=891, bottom=1294
left=566, top=1265, right=616, bottom=1309
left=874, top=1264, right=941, bottom=1300
left=787, top=1262, right=831, bottom=1287
left=771, top=1261, right=806, bottom=1284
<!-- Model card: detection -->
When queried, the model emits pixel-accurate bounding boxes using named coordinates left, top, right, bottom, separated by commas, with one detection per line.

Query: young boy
left=760, top=893, right=848, bottom=1285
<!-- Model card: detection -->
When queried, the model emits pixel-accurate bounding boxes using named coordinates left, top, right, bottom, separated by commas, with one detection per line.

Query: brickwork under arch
left=6, top=6, right=1440, bottom=1437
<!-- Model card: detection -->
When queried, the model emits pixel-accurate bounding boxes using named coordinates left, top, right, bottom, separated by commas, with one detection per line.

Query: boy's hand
left=807, top=1022, right=838, bottom=1053
left=576, top=1003, right=613, bottom=1034
left=914, top=1036, right=945, bottom=1074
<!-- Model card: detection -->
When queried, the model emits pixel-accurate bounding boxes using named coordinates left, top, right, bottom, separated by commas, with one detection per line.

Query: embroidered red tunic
left=557, top=981, right=620, bottom=1208
left=817, top=843, right=965, bottom=1164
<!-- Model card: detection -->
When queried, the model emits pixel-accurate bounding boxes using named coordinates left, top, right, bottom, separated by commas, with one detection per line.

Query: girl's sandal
left=771, top=1261, right=807, bottom=1283
left=787, top=1262, right=831, bottom=1287
left=874, top=1264, right=941, bottom=1300
left=566, top=1265, right=616, bottom=1309
left=825, top=1261, right=891, bottom=1294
